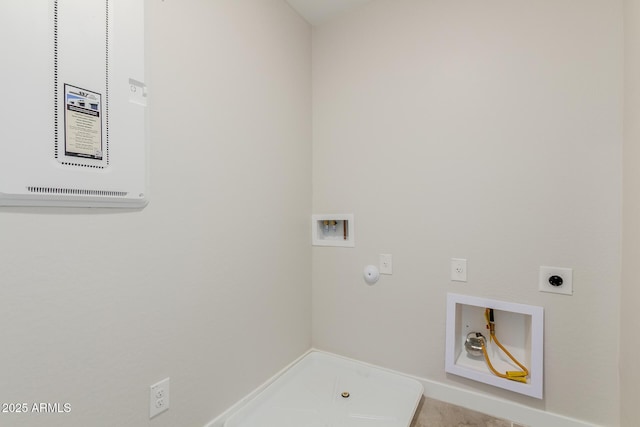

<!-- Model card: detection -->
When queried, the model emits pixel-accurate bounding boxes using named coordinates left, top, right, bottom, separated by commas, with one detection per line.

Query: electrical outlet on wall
left=150, top=378, right=170, bottom=418
left=451, top=258, right=467, bottom=282
left=539, top=266, right=573, bottom=295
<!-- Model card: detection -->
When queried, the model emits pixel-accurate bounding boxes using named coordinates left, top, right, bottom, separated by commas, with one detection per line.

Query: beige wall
left=312, top=1, right=623, bottom=425
left=2, top=0, right=634, bottom=425
left=0, top=1, right=311, bottom=426
left=622, top=0, right=640, bottom=425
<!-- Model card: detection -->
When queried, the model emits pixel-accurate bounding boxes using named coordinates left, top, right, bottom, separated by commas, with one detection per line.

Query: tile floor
left=410, top=397, right=527, bottom=427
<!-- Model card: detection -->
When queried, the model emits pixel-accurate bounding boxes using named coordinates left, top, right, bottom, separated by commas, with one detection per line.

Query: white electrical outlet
left=451, top=258, right=467, bottom=282
left=539, top=266, right=573, bottom=295
left=379, top=254, right=393, bottom=275
left=150, top=378, right=170, bottom=419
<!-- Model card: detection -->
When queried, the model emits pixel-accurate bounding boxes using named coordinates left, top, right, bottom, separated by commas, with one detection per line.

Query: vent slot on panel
left=60, top=162, right=105, bottom=169
left=53, top=0, right=59, bottom=159
left=53, top=0, right=110, bottom=168
left=27, top=187, right=127, bottom=197
left=105, top=0, right=110, bottom=165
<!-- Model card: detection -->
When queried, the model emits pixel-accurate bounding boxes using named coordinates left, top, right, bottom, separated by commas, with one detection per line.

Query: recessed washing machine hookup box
left=312, top=214, right=355, bottom=247
left=445, top=293, right=544, bottom=399
left=0, top=0, right=148, bottom=208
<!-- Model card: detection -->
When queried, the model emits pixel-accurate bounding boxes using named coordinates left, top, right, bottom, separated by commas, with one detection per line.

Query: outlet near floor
left=150, top=377, right=170, bottom=418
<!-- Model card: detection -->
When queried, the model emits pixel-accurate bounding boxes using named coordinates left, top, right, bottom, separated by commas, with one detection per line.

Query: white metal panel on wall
left=0, top=0, right=147, bottom=208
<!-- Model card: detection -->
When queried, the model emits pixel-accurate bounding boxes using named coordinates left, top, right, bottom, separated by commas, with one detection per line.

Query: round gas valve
left=464, top=332, right=486, bottom=357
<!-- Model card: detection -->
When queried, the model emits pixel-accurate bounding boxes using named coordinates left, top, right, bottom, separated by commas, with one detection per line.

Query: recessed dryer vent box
left=312, top=214, right=354, bottom=247
left=0, top=0, right=148, bottom=208
left=445, top=293, right=544, bottom=399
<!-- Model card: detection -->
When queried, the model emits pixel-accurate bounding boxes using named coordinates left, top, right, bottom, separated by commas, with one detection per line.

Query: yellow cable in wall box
left=482, top=308, right=530, bottom=383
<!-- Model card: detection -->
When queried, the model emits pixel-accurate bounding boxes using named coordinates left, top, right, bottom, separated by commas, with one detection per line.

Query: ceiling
left=285, top=0, right=374, bottom=25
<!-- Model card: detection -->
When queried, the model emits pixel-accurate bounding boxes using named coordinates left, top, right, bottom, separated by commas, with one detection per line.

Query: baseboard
left=414, top=376, right=600, bottom=427
left=204, top=348, right=600, bottom=427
